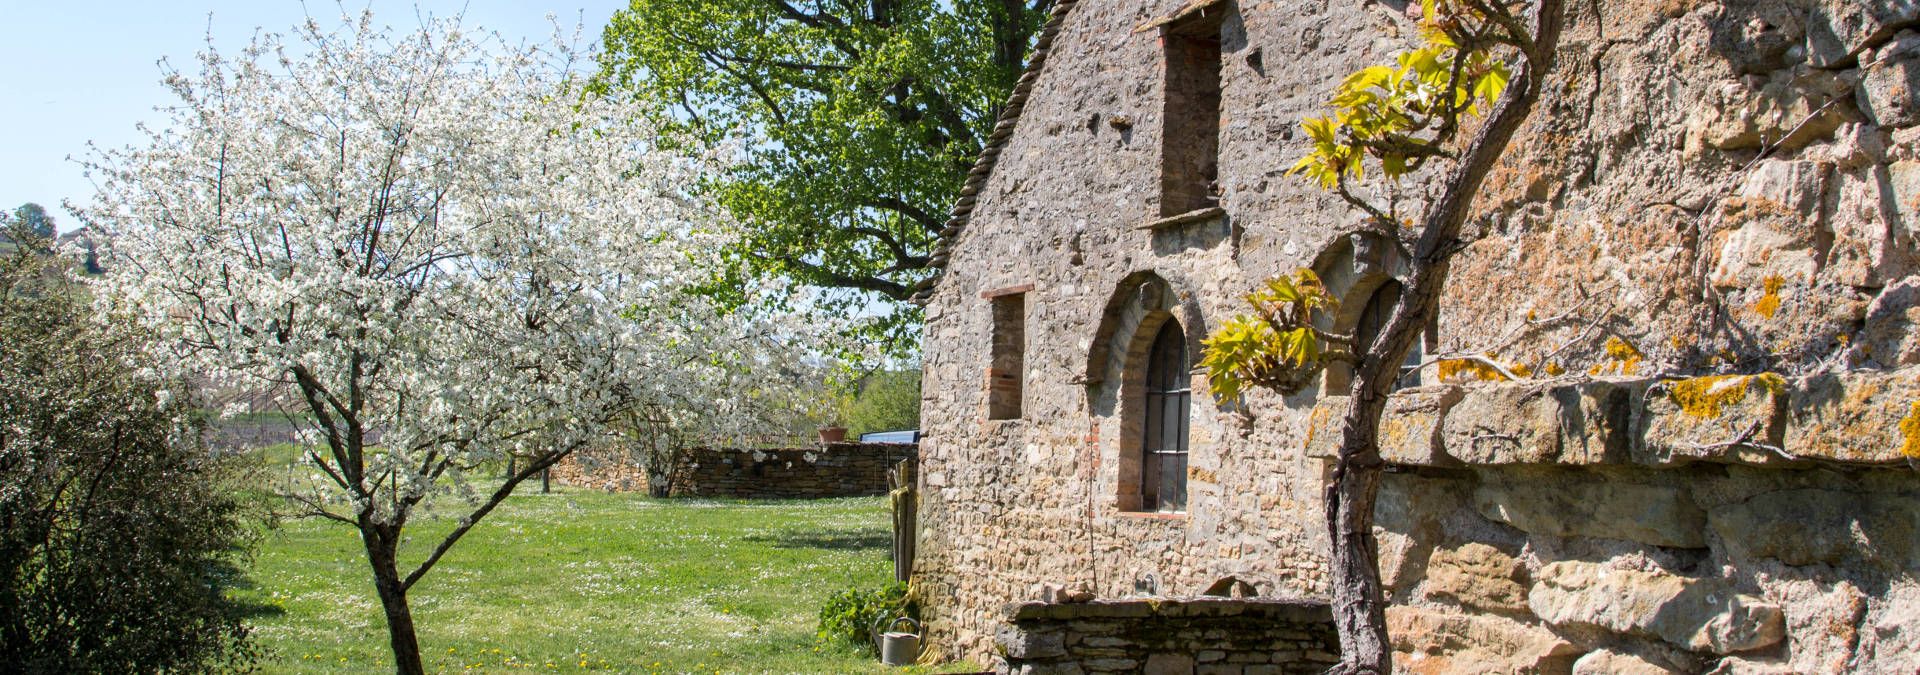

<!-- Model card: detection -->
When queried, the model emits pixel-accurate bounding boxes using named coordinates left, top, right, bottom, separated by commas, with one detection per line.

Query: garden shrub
left=815, top=580, right=911, bottom=654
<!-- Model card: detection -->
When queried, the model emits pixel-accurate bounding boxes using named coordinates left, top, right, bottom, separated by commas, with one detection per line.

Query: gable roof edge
left=907, top=0, right=1082, bottom=306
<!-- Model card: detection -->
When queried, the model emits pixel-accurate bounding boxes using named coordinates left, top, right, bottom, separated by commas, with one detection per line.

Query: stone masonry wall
left=553, top=443, right=915, bottom=499
left=913, top=0, right=1920, bottom=671
left=993, top=598, right=1340, bottom=675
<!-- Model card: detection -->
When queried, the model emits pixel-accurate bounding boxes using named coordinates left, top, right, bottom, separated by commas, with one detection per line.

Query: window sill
left=1138, top=206, right=1225, bottom=231
left=1115, top=510, right=1188, bottom=521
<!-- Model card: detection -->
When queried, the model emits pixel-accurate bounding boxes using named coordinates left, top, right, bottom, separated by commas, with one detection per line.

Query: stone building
left=908, top=0, right=1920, bottom=672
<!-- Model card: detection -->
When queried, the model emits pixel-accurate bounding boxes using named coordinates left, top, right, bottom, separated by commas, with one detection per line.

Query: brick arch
left=1084, top=270, right=1209, bottom=417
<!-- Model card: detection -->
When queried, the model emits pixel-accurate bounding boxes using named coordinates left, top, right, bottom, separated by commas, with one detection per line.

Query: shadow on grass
left=210, top=558, right=287, bottom=621
left=745, top=528, right=890, bottom=551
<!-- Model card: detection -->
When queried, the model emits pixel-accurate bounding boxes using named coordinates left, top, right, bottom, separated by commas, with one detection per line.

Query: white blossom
left=76, top=12, right=828, bottom=530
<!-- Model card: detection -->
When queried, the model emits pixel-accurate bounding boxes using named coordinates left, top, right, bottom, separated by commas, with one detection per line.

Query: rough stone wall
left=993, top=598, right=1340, bottom=675
left=552, top=443, right=915, bottom=499
left=914, top=0, right=1920, bottom=671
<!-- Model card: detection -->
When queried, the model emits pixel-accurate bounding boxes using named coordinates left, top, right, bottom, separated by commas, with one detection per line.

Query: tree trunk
left=1322, top=3, right=1565, bottom=672
left=363, top=528, right=425, bottom=675
left=1326, top=391, right=1393, bottom=673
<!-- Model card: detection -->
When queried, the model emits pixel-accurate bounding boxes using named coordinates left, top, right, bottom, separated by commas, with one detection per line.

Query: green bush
left=0, top=222, right=258, bottom=672
left=815, top=581, right=910, bottom=654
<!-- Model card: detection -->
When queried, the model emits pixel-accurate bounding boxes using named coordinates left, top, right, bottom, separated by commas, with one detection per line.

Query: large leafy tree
left=595, top=0, right=1054, bottom=354
left=1203, top=0, right=1563, bottom=671
left=11, top=203, right=56, bottom=239
left=80, top=14, right=822, bottom=674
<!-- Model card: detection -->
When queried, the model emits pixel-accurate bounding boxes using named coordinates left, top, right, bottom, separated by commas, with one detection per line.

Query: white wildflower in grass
left=76, top=10, right=827, bottom=675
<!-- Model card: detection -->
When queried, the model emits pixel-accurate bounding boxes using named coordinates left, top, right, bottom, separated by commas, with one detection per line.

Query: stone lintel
left=980, top=283, right=1035, bottom=299
left=1137, top=206, right=1226, bottom=231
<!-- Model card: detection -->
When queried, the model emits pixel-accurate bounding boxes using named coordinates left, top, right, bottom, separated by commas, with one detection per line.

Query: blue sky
left=0, top=1, right=631, bottom=230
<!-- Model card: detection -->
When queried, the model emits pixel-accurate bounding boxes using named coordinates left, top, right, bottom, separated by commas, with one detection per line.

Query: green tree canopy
left=11, top=203, right=55, bottom=239
left=595, top=0, right=1054, bottom=354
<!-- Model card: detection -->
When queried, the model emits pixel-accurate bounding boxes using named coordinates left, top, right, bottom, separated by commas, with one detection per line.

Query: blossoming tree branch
left=78, top=14, right=826, bottom=675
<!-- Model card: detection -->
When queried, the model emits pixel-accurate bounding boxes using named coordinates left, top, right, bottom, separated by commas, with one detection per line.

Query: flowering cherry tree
left=78, top=14, right=821, bottom=674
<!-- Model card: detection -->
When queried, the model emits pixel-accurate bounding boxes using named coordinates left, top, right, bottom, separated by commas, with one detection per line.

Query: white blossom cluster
left=76, top=13, right=835, bottom=525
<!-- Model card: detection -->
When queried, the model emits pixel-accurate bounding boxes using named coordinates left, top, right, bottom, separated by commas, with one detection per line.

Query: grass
left=235, top=489, right=967, bottom=674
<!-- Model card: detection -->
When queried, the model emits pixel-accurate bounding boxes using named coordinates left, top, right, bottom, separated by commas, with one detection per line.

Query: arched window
left=1352, top=281, right=1423, bottom=389
left=1141, top=319, right=1190, bottom=512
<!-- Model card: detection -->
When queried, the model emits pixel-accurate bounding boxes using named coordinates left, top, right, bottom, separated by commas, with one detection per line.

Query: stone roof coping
left=1003, top=597, right=1334, bottom=623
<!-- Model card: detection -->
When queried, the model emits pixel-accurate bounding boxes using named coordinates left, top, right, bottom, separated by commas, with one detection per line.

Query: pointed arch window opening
left=1141, top=319, right=1190, bottom=513
left=1352, top=280, right=1424, bottom=390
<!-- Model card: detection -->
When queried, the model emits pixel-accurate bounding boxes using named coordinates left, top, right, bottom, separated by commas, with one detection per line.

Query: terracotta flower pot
left=818, top=426, right=848, bottom=444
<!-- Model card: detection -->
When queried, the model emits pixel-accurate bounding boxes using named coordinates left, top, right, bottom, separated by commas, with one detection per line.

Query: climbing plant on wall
left=1201, top=0, right=1565, bottom=671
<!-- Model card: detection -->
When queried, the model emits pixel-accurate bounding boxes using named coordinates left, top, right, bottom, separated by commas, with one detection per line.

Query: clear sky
left=0, top=1, right=632, bottom=231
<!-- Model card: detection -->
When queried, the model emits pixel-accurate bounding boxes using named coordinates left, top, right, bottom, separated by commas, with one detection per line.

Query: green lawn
left=235, top=490, right=962, bottom=674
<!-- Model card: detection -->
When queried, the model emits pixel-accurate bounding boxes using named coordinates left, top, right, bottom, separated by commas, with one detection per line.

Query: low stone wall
left=554, top=443, right=916, bottom=499
left=993, top=598, right=1339, bottom=675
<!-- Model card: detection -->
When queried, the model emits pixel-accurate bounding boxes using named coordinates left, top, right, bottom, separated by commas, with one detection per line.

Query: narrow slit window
left=1159, top=11, right=1224, bottom=217
left=1141, top=319, right=1190, bottom=512
left=987, top=293, right=1026, bottom=420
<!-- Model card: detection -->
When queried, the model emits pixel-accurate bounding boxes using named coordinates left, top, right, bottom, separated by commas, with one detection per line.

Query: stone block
left=1710, top=187, right=1825, bottom=290
left=1709, top=488, right=1920, bottom=570
left=1786, top=367, right=1920, bottom=463
left=1809, top=0, right=1920, bottom=67
left=1423, top=542, right=1530, bottom=614
left=1823, top=165, right=1910, bottom=289
left=1444, top=384, right=1562, bottom=464
left=1144, top=653, right=1195, bottom=675
left=1572, top=648, right=1680, bottom=675
left=1304, top=386, right=1462, bottom=466
left=1386, top=605, right=1579, bottom=673
left=1861, top=31, right=1920, bottom=128
left=996, top=624, right=1068, bottom=659
left=1854, top=279, right=1920, bottom=368
left=1377, top=385, right=1463, bottom=466
left=1081, top=659, right=1139, bottom=672
left=1474, top=473, right=1708, bottom=548
left=1528, top=560, right=1784, bottom=654
left=1439, top=380, right=1634, bottom=465
left=1638, top=374, right=1787, bottom=466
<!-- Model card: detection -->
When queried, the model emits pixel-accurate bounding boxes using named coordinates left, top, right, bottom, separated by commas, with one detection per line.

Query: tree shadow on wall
left=745, top=528, right=891, bottom=551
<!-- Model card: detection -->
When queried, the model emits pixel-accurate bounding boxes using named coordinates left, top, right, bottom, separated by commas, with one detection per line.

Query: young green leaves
left=1287, top=1, right=1511, bottom=188
left=1201, top=269, right=1339, bottom=400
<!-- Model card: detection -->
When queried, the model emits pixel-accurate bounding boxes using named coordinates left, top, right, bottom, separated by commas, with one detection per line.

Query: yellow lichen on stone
left=1544, top=362, right=1566, bottom=376
left=1438, top=356, right=1518, bottom=383
left=1753, top=275, right=1784, bottom=319
left=1590, top=337, right=1645, bottom=376
left=1900, top=401, right=1920, bottom=460
left=1666, top=372, right=1785, bottom=419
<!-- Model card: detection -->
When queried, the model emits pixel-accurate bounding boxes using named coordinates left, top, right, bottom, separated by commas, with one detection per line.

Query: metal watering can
left=871, top=616, right=923, bottom=667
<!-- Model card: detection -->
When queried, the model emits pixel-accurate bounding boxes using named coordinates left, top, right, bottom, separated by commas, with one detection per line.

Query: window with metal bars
left=1141, top=319, right=1190, bottom=512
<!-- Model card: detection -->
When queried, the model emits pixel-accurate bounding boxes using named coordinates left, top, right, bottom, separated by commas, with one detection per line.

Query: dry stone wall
left=552, top=443, right=915, bottom=499
left=914, top=0, right=1920, bottom=671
